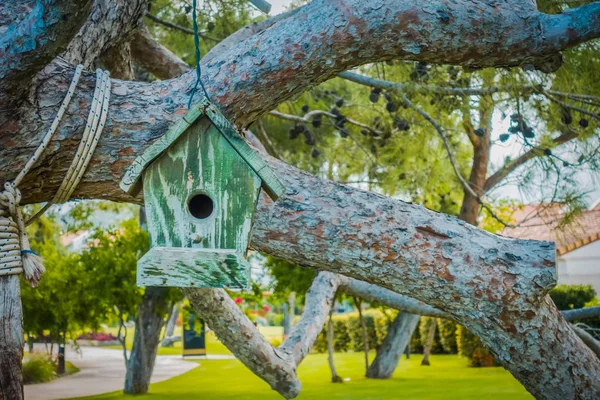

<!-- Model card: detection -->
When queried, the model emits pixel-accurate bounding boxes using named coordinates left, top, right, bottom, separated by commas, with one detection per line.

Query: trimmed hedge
left=314, top=311, right=389, bottom=353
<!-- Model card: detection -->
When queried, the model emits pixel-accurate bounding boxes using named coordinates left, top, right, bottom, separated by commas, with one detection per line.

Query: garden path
left=24, top=345, right=209, bottom=399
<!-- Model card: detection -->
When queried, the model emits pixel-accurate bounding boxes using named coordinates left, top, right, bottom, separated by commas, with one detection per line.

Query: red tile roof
left=502, top=203, right=600, bottom=255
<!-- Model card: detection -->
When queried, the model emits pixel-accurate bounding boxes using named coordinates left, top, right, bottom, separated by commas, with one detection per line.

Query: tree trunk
left=123, top=286, right=169, bottom=394
left=0, top=275, right=23, bottom=400
left=327, top=309, right=343, bottom=383
left=366, top=312, right=419, bottom=379
left=354, top=298, right=370, bottom=373
left=459, top=93, right=493, bottom=226
left=421, top=318, right=437, bottom=366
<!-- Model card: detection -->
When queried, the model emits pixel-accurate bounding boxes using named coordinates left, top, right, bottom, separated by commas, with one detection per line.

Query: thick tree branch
left=3, top=59, right=597, bottom=398
left=0, top=0, right=92, bottom=107
left=61, top=0, right=149, bottom=67
left=97, top=41, right=134, bottom=80
left=570, top=324, right=600, bottom=358
left=279, top=272, right=340, bottom=366
left=131, top=27, right=191, bottom=79
left=562, top=306, right=600, bottom=321
left=339, top=277, right=448, bottom=319
left=203, top=7, right=303, bottom=63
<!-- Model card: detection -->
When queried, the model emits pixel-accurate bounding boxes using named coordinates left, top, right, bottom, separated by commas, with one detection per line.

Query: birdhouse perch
left=120, top=97, right=285, bottom=289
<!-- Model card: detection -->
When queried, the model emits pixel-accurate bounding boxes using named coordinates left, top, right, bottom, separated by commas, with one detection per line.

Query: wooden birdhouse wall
left=142, top=117, right=261, bottom=270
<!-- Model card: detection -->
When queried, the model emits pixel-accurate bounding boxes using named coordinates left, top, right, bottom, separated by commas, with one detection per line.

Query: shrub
left=456, top=325, right=497, bottom=367
left=268, top=337, right=282, bottom=347
left=313, top=311, right=388, bottom=353
left=549, top=284, right=597, bottom=310
left=437, top=318, right=458, bottom=354
left=266, top=313, right=284, bottom=327
left=77, top=331, right=117, bottom=341
left=410, top=323, right=423, bottom=354
left=23, top=353, right=56, bottom=384
left=333, top=320, right=351, bottom=352
left=348, top=314, right=378, bottom=352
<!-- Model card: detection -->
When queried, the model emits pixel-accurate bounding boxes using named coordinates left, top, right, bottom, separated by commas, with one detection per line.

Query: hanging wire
left=188, top=0, right=211, bottom=109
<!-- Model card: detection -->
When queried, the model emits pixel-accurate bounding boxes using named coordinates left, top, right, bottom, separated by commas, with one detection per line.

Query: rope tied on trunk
left=0, top=66, right=111, bottom=286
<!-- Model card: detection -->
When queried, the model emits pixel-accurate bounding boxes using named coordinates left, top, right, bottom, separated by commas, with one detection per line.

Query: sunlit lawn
left=78, top=351, right=532, bottom=400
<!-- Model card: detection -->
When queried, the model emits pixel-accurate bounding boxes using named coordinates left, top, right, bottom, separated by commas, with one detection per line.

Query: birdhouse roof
left=119, top=97, right=285, bottom=200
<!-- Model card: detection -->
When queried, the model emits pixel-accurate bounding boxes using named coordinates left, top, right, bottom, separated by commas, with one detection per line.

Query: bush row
left=312, top=313, right=497, bottom=367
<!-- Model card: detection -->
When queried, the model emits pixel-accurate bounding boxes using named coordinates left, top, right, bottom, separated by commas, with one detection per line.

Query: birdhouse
left=120, top=97, right=285, bottom=289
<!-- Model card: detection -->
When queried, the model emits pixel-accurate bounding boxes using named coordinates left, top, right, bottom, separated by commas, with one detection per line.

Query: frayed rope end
left=22, top=251, right=45, bottom=287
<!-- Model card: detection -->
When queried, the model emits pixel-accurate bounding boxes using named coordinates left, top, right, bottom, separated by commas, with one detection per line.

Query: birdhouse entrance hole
left=188, top=193, right=214, bottom=220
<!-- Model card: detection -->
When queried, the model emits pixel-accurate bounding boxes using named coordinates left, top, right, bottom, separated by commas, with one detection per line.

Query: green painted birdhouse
left=120, top=98, right=285, bottom=289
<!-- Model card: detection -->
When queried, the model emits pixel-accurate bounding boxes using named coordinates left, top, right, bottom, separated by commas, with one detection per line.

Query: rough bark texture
left=123, top=287, right=169, bottom=394
left=366, top=312, right=419, bottom=379
left=61, top=0, right=149, bottom=68
left=0, top=275, right=23, bottom=399
left=130, top=27, right=190, bottom=79
left=97, top=41, right=135, bottom=81
left=0, top=0, right=92, bottom=107
left=571, top=325, right=600, bottom=359
left=279, top=273, right=339, bottom=365
left=421, top=318, right=437, bottom=366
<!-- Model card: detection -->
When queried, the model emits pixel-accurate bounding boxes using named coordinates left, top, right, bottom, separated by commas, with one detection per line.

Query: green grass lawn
left=79, top=352, right=532, bottom=400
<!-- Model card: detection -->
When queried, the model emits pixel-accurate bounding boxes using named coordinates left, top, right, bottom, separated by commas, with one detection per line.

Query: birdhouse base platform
left=137, top=247, right=250, bottom=289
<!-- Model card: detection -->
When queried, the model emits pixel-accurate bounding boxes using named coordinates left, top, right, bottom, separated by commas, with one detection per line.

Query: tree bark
left=366, top=312, right=420, bottom=379
left=61, top=0, right=149, bottom=68
left=459, top=92, right=493, bottom=225
left=327, top=309, right=343, bottom=383
left=124, top=287, right=169, bottom=394
left=97, top=41, right=135, bottom=81
left=0, top=0, right=92, bottom=108
left=570, top=324, right=600, bottom=359
left=0, top=275, right=23, bottom=399
left=130, top=27, right=190, bottom=79
left=421, top=318, right=437, bottom=366
left=161, top=303, right=179, bottom=346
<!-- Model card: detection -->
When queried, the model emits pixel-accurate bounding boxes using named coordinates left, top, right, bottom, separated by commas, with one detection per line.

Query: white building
left=503, top=202, right=600, bottom=294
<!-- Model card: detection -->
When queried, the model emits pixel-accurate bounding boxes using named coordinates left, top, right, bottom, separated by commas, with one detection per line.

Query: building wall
left=557, top=240, right=600, bottom=294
